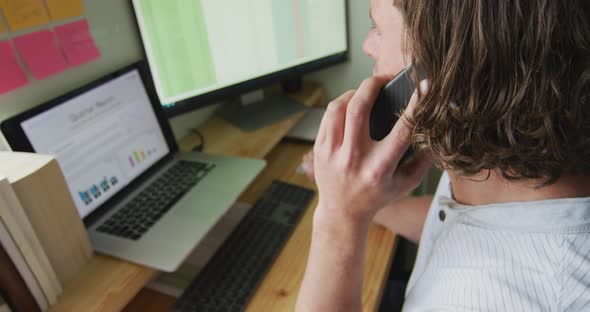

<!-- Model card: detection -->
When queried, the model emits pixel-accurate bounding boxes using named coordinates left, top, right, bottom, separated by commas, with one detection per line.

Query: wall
left=310, top=0, right=373, bottom=100
left=0, top=0, right=373, bottom=150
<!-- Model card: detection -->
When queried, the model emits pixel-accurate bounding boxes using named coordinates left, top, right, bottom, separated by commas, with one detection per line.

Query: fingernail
left=419, top=80, right=430, bottom=94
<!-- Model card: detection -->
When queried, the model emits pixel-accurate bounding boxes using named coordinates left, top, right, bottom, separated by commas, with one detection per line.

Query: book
left=0, top=294, right=12, bottom=312
left=0, top=218, right=47, bottom=311
left=0, top=152, right=93, bottom=285
left=0, top=177, right=60, bottom=305
left=0, top=236, right=40, bottom=312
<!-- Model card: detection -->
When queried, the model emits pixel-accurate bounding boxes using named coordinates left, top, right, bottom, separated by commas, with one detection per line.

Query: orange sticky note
left=0, top=0, right=50, bottom=31
left=0, top=8, right=4, bottom=33
left=46, top=0, right=84, bottom=21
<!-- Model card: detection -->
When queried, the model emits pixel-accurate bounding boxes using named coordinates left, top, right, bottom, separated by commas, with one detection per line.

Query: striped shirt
left=403, top=172, right=590, bottom=311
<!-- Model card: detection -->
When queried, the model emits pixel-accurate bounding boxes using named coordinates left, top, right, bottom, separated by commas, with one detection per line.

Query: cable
left=190, top=128, right=205, bottom=152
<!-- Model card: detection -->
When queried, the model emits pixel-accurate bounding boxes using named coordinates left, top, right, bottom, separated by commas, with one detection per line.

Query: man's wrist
left=312, top=204, right=373, bottom=238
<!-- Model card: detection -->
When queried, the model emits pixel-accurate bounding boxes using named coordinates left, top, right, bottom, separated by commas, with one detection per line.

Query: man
left=296, top=0, right=590, bottom=311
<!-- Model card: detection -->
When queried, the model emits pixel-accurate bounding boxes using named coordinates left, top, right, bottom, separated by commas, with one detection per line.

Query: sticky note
left=0, top=6, right=4, bottom=33
left=46, top=0, right=84, bottom=21
left=55, top=19, right=101, bottom=66
left=0, top=41, right=29, bottom=94
left=0, top=0, right=50, bottom=31
left=14, top=30, right=68, bottom=80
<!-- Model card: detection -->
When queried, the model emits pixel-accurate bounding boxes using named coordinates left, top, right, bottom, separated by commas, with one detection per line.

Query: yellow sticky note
left=0, top=7, right=4, bottom=33
left=0, top=0, right=50, bottom=31
left=46, top=0, right=84, bottom=21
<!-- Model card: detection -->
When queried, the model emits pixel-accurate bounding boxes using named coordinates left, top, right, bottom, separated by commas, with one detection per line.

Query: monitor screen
left=133, top=0, right=348, bottom=106
left=20, top=70, right=170, bottom=218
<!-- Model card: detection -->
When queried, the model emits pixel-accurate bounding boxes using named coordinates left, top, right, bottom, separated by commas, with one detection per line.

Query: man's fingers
left=315, top=90, right=355, bottom=152
left=343, top=76, right=389, bottom=149
left=315, top=90, right=355, bottom=145
left=395, top=153, right=433, bottom=193
left=300, top=151, right=315, bottom=182
left=382, top=88, right=420, bottom=169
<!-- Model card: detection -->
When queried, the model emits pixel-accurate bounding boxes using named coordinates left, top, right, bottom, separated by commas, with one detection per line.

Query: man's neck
left=449, top=170, right=590, bottom=206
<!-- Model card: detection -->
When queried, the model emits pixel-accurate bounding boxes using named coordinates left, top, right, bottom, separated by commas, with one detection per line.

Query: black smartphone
left=369, top=65, right=419, bottom=163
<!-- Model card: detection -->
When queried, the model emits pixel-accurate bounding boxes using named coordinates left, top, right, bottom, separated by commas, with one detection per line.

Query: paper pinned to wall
left=45, top=0, right=84, bottom=22
left=54, top=19, right=101, bottom=67
left=0, top=41, right=29, bottom=95
left=0, top=0, right=50, bottom=31
left=14, top=30, right=68, bottom=80
left=0, top=13, right=4, bottom=33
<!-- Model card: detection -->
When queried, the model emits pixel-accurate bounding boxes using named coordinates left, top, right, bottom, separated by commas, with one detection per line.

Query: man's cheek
left=372, top=64, right=394, bottom=79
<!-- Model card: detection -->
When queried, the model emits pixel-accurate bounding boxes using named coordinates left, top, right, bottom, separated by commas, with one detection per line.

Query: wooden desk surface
left=124, top=142, right=398, bottom=312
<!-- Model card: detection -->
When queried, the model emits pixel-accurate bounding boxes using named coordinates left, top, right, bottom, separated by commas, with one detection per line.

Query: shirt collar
left=437, top=195, right=590, bottom=232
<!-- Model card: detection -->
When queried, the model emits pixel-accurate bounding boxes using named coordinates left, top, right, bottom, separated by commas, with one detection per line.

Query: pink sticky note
left=14, top=30, right=68, bottom=80
left=0, top=41, right=29, bottom=94
left=54, top=19, right=100, bottom=67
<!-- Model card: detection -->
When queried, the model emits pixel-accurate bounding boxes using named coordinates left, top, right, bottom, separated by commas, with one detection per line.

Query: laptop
left=0, top=62, right=266, bottom=272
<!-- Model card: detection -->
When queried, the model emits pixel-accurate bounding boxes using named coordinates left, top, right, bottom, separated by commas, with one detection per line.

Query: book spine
left=0, top=244, right=40, bottom=312
left=0, top=219, right=47, bottom=311
left=0, top=179, right=62, bottom=304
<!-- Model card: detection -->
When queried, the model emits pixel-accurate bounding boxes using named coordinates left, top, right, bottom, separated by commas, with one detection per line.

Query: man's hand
left=312, top=77, right=432, bottom=224
left=296, top=77, right=431, bottom=312
left=301, top=150, right=315, bottom=181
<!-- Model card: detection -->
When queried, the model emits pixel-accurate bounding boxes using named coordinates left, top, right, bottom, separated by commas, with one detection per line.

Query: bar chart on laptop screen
left=133, top=0, right=347, bottom=103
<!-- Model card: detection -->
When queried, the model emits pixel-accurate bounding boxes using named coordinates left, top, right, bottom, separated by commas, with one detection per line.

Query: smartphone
left=369, top=65, right=419, bottom=164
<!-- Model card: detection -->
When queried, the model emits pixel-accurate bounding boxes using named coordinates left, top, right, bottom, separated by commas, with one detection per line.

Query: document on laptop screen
left=20, top=70, right=170, bottom=218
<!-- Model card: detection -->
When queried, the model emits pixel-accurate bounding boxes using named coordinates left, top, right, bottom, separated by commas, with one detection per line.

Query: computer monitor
left=132, top=0, right=348, bottom=125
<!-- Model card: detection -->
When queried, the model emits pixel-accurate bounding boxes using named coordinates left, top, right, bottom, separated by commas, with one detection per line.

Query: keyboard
left=96, top=160, right=215, bottom=240
left=175, top=180, right=315, bottom=312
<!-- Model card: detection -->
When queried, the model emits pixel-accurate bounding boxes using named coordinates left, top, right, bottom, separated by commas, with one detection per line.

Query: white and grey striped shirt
left=403, top=173, right=590, bottom=311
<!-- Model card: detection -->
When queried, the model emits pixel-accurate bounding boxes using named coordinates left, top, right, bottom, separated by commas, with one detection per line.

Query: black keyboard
left=96, top=160, right=215, bottom=240
left=175, top=180, right=315, bottom=312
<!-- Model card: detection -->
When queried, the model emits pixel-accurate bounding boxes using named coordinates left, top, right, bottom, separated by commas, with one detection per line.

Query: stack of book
left=0, top=152, right=94, bottom=311
left=0, top=176, right=57, bottom=311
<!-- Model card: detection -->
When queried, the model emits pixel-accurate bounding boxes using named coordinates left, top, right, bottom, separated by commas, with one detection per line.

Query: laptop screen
left=20, top=69, right=171, bottom=218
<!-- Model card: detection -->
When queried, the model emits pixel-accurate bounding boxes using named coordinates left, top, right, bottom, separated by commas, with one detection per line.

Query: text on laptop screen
left=20, top=70, right=171, bottom=218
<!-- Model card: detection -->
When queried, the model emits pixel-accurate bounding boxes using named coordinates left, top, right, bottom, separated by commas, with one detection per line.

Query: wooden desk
left=50, top=82, right=397, bottom=311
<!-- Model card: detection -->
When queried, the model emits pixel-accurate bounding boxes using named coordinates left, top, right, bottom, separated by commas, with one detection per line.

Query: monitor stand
left=217, top=90, right=308, bottom=131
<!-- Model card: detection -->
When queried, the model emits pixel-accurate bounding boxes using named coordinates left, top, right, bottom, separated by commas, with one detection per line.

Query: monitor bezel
left=130, top=0, right=351, bottom=118
left=0, top=61, right=179, bottom=223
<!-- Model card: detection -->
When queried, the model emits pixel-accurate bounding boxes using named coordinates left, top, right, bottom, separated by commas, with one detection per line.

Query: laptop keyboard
left=96, top=160, right=215, bottom=241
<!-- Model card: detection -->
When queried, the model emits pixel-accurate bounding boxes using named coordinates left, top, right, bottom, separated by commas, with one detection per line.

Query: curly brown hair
left=395, top=0, right=590, bottom=184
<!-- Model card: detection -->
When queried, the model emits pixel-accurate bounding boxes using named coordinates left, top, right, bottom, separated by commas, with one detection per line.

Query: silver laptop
left=0, top=63, right=265, bottom=272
